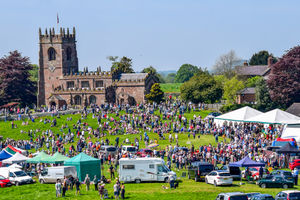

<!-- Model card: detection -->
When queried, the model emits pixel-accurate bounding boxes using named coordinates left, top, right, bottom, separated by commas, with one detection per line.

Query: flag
left=57, top=13, right=59, bottom=24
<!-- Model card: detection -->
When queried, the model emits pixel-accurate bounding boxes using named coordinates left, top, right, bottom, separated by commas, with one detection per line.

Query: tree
left=245, top=76, right=261, bottom=87
left=29, top=64, right=39, bottom=83
left=223, top=76, right=244, bottom=104
left=249, top=50, right=277, bottom=65
left=255, top=77, right=277, bottom=111
left=141, top=66, right=165, bottom=83
left=110, top=56, right=134, bottom=79
left=145, top=83, right=165, bottom=103
left=267, top=46, right=300, bottom=108
left=212, top=50, right=240, bottom=78
left=180, top=71, right=223, bottom=104
left=174, top=64, right=199, bottom=83
left=0, top=51, right=37, bottom=107
left=164, top=73, right=176, bottom=83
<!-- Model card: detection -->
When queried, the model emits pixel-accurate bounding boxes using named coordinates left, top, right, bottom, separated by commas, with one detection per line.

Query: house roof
left=119, top=73, right=148, bottom=81
left=286, top=103, right=300, bottom=117
left=236, top=65, right=270, bottom=76
left=238, top=87, right=256, bottom=95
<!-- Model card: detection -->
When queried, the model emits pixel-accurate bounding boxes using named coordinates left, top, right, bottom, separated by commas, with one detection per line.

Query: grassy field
left=0, top=110, right=295, bottom=199
left=160, top=83, right=182, bottom=93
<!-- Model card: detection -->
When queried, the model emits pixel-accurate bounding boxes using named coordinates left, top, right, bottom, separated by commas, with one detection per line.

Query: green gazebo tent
left=64, top=153, right=101, bottom=182
left=26, top=151, right=53, bottom=164
left=44, top=152, right=69, bottom=164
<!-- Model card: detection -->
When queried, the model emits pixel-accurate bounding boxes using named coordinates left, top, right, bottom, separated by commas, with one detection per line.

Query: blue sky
left=0, top=0, right=300, bottom=72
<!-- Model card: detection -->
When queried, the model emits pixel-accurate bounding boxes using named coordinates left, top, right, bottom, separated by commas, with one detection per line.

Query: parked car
left=218, top=165, right=241, bottom=180
left=257, top=176, right=294, bottom=189
left=275, top=190, right=300, bottom=200
left=0, top=175, right=12, bottom=188
left=0, top=167, right=34, bottom=186
left=205, top=170, right=233, bottom=186
left=289, top=159, right=300, bottom=170
left=99, top=145, right=118, bottom=156
left=136, top=149, right=153, bottom=157
left=122, top=146, right=137, bottom=154
left=251, top=194, right=274, bottom=200
left=188, top=161, right=214, bottom=182
left=246, top=193, right=261, bottom=200
left=39, top=166, right=77, bottom=184
left=268, top=170, right=294, bottom=182
left=215, top=192, right=248, bottom=200
left=242, top=167, right=270, bottom=180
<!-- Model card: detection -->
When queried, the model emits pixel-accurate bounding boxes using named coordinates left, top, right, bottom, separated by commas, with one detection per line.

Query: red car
left=136, top=149, right=153, bottom=157
left=289, top=159, right=300, bottom=170
left=0, top=175, right=11, bottom=188
left=242, top=167, right=270, bottom=180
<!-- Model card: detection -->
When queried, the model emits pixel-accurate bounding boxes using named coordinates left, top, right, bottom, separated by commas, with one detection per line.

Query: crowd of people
left=0, top=100, right=290, bottom=198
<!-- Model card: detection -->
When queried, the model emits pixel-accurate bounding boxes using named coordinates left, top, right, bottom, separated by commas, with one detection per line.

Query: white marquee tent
left=246, top=109, right=300, bottom=124
left=214, top=106, right=263, bottom=127
left=2, top=152, right=29, bottom=164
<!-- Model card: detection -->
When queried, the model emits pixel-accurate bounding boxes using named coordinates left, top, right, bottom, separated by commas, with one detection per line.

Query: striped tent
left=4, top=145, right=21, bottom=155
left=0, top=150, right=12, bottom=161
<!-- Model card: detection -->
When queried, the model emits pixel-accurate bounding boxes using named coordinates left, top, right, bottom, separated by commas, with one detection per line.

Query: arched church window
left=48, top=47, right=56, bottom=61
left=74, top=95, right=81, bottom=105
left=66, top=47, right=72, bottom=61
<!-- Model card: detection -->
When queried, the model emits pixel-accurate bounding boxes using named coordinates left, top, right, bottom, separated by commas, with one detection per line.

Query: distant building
left=236, top=87, right=256, bottom=104
left=236, top=57, right=273, bottom=79
left=37, top=27, right=157, bottom=108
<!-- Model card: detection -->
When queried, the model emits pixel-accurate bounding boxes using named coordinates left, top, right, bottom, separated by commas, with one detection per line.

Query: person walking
left=114, top=182, right=120, bottom=200
left=110, top=165, right=115, bottom=179
left=55, top=179, right=62, bottom=197
left=84, top=174, right=90, bottom=191
left=121, top=183, right=125, bottom=199
left=259, top=166, right=263, bottom=180
left=293, top=168, right=299, bottom=185
left=75, top=178, right=81, bottom=195
left=62, top=176, right=67, bottom=197
left=98, top=183, right=105, bottom=200
left=93, top=175, right=98, bottom=191
left=168, top=174, right=175, bottom=189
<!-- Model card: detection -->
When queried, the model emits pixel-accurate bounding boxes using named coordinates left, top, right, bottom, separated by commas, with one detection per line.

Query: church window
left=74, top=95, right=81, bottom=105
left=67, top=81, right=74, bottom=89
left=48, top=47, right=56, bottom=61
left=81, top=81, right=90, bottom=88
left=95, top=80, right=103, bottom=88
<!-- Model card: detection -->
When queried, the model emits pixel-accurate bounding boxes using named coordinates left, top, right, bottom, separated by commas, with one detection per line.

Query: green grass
left=160, top=83, right=182, bottom=93
left=0, top=109, right=293, bottom=199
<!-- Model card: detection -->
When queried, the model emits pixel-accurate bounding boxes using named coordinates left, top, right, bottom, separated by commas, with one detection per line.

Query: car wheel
left=261, top=183, right=266, bottom=188
left=214, top=181, right=217, bottom=187
left=40, top=179, right=45, bottom=184
left=135, top=179, right=141, bottom=184
left=283, top=184, right=288, bottom=189
left=15, top=182, right=19, bottom=186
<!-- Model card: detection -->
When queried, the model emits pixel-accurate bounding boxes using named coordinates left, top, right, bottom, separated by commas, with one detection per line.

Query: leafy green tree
left=145, top=83, right=165, bottom=103
left=141, top=66, right=165, bottom=83
left=255, top=77, right=277, bottom=111
left=245, top=76, right=261, bottom=87
left=174, top=64, right=199, bottom=83
left=165, top=73, right=176, bottom=83
left=214, top=75, right=228, bottom=88
left=110, top=56, right=134, bottom=79
left=249, top=50, right=277, bottom=65
left=223, top=76, right=244, bottom=104
left=180, top=71, right=223, bottom=103
left=0, top=51, right=37, bottom=107
left=29, top=64, right=39, bottom=83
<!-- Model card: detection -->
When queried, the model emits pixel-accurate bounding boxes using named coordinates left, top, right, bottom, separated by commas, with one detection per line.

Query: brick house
left=37, top=27, right=157, bottom=108
left=236, top=87, right=256, bottom=104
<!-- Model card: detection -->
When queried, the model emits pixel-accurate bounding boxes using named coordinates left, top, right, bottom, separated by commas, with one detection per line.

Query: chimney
left=243, top=61, right=248, bottom=66
left=268, top=56, right=273, bottom=66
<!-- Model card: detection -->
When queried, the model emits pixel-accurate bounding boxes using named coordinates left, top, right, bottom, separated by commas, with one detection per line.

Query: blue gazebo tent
left=229, top=156, right=265, bottom=167
left=0, top=150, right=12, bottom=161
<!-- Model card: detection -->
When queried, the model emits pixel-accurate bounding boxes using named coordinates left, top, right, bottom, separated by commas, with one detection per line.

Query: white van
left=39, top=166, right=77, bottom=184
left=121, top=146, right=137, bottom=154
left=119, top=158, right=176, bottom=183
left=0, top=167, right=34, bottom=186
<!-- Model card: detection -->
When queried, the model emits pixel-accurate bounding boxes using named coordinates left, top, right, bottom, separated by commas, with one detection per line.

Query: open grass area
left=160, top=83, right=182, bottom=93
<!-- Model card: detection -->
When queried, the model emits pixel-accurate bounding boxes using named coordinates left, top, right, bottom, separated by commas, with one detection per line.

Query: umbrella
left=148, top=143, right=159, bottom=148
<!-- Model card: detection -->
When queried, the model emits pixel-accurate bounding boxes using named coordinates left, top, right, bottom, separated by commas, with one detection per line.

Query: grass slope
left=160, top=83, right=182, bottom=93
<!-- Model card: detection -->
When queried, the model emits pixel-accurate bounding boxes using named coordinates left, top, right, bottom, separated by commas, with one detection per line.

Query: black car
left=218, top=165, right=241, bottom=180
left=251, top=194, right=274, bottom=200
left=268, top=170, right=294, bottom=182
left=188, top=161, right=214, bottom=182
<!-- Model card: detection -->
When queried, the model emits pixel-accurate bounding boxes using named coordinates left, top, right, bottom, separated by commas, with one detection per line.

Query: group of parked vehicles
left=216, top=191, right=300, bottom=200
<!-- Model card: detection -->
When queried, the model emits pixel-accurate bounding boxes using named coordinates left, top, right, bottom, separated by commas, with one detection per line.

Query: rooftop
left=236, top=65, right=270, bottom=76
left=238, top=87, right=256, bottom=95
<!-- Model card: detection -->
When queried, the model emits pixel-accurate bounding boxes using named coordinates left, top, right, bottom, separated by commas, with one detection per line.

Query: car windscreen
left=127, top=147, right=136, bottom=152
left=14, top=171, right=28, bottom=177
left=289, top=193, right=300, bottom=198
left=229, top=195, right=248, bottom=200
left=283, top=172, right=293, bottom=177
left=199, top=165, right=213, bottom=172
left=106, top=147, right=117, bottom=152
left=219, top=173, right=231, bottom=176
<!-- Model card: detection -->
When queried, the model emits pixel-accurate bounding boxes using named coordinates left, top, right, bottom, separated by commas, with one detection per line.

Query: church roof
left=119, top=73, right=148, bottom=81
left=236, top=65, right=270, bottom=76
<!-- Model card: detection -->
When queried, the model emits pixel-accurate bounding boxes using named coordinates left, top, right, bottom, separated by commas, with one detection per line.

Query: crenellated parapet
left=62, top=69, right=112, bottom=78
left=39, top=27, right=76, bottom=43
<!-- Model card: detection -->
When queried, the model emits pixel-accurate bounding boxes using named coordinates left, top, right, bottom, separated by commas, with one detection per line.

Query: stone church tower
left=37, top=27, right=79, bottom=106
